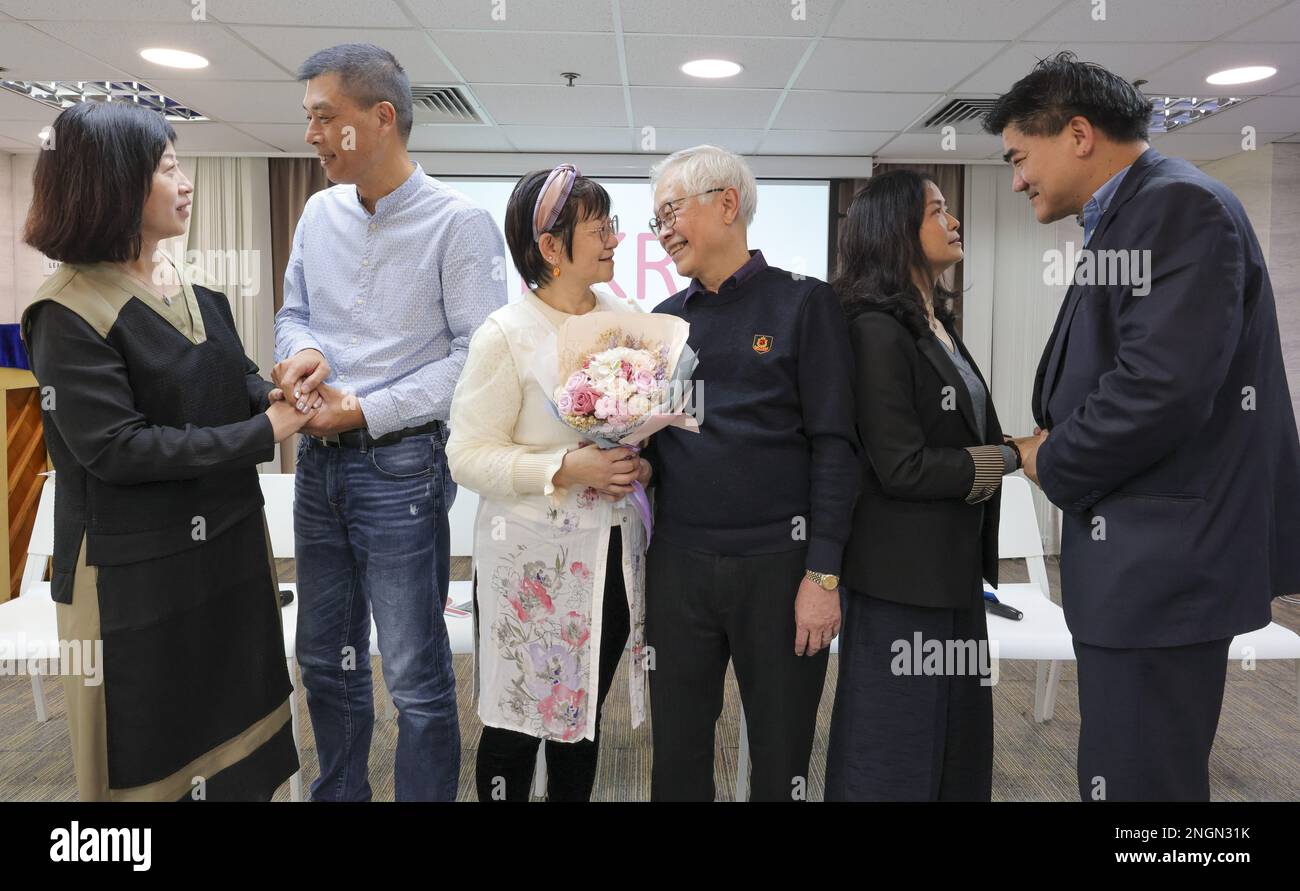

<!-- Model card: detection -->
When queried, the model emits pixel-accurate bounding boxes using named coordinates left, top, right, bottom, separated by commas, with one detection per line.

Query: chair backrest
left=258, top=473, right=297, bottom=560
left=20, top=473, right=56, bottom=596
left=448, top=488, right=478, bottom=558
left=997, top=474, right=1051, bottom=596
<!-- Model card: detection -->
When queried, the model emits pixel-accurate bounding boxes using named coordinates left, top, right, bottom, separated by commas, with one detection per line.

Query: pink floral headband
left=532, top=163, right=580, bottom=243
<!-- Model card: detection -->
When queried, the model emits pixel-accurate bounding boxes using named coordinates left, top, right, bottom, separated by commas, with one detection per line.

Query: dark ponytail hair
left=831, top=169, right=956, bottom=338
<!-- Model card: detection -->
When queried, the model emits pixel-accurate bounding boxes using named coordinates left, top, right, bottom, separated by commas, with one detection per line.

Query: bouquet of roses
left=534, top=310, right=699, bottom=541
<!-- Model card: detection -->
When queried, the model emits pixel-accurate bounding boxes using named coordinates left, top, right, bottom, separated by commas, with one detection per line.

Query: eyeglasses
left=649, top=188, right=724, bottom=235
left=590, top=215, right=619, bottom=241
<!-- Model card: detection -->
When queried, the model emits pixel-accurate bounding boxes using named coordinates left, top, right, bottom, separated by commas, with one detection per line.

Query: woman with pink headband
left=447, top=164, right=650, bottom=801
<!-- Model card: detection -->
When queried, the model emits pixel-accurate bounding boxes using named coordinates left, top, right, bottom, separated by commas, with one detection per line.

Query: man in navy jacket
left=986, top=53, right=1300, bottom=801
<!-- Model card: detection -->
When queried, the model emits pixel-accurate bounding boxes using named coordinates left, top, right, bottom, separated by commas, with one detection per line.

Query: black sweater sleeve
left=28, top=302, right=275, bottom=485
left=798, top=283, right=861, bottom=576
left=851, top=313, right=977, bottom=501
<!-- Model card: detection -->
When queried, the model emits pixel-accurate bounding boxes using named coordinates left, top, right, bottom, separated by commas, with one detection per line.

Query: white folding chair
left=993, top=475, right=1300, bottom=724
left=259, top=472, right=305, bottom=802
left=0, top=473, right=58, bottom=722
left=987, top=474, right=1076, bottom=722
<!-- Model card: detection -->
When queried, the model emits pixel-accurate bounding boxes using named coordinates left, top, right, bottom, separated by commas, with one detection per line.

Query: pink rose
left=557, top=392, right=574, bottom=414
left=566, top=371, right=589, bottom=391
left=634, top=370, right=656, bottom=391
left=570, top=387, right=597, bottom=415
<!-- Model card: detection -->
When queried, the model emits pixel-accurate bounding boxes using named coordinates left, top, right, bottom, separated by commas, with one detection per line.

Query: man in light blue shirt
left=273, top=43, right=505, bottom=802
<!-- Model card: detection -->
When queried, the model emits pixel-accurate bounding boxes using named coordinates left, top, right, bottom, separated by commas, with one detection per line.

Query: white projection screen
left=441, top=177, right=830, bottom=308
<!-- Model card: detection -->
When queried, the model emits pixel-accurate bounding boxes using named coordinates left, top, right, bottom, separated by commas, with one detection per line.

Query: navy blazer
left=1034, top=148, right=1300, bottom=648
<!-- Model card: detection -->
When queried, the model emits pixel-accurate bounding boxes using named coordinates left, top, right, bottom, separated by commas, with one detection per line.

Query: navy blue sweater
left=647, top=252, right=859, bottom=575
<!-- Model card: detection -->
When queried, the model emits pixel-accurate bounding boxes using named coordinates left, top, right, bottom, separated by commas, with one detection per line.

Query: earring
left=552, top=266, right=561, bottom=277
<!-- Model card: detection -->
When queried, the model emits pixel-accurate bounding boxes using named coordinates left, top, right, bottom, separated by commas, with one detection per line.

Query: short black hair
left=983, top=51, right=1151, bottom=142
left=505, top=170, right=612, bottom=290
left=24, top=101, right=177, bottom=264
left=298, top=43, right=413, bottom=141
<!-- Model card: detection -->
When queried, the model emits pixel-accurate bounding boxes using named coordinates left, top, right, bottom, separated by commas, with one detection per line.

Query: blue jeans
left=293, top=428, right=460, bottom=801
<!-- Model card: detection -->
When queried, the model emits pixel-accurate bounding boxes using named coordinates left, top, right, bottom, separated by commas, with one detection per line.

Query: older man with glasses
left=641, top=145, right=859, bottom=801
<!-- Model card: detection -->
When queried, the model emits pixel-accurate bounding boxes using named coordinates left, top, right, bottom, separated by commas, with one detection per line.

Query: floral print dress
left=453, top=290, right=648, bottom=744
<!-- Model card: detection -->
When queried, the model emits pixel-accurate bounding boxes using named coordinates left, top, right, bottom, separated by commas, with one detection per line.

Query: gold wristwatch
left=805, top=570, right=840, bottom=591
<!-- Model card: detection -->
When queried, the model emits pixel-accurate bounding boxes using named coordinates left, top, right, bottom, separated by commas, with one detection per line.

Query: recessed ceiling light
left=681, top=59, right=743, bottom=79
left=1206, top=66, right=1276, bottom=86
left=140, top=47, right=209, bottom=69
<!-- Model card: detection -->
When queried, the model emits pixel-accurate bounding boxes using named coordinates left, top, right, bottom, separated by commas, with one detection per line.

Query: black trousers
left=1074, top=635, right=1231, bottom=801
left=475, top=528, right=630, bottom=802
left=825, top=587, right=993, bottom=801
left=645, top=538, right=828, bottom=801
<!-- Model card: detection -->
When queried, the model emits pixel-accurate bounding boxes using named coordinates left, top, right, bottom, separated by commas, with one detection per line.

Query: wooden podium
left=1, top=367, right=48, bottom=602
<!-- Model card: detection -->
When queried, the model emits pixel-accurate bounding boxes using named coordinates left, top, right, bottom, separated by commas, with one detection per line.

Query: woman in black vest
left=827, top=170, right=1020, bottom=801
left=21, top=101, right=316, bottom=800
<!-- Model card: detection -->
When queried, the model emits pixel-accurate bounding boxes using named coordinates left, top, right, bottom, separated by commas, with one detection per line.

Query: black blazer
left=1034, top=147, right=1300, bottom=648
left=843, top=309, right=1005, bottom=609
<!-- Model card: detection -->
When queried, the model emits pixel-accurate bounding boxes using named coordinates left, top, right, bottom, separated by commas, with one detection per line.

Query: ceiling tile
left=1222, top=1, right=1300, bottom=40
left=225, top=123, right=311, bottom=152
left=499, top=126, right=636, bottom=152
left=229, top=122, right=512, bottom=153
left=0, top=88, right=62, bottom=123
left=956, top=42, right=1198, bottom=94
left=1025, top=0, right=1289, bottom=42
left=631, top=87, right=780, bottom=129
left=147, top=79, right=306, bottom=123
left=830, top=0, right=1066, bottom=41
left=758, top=130, right=894, bottom=155
left=874, top=132, right=1007, bottom=159
left=775, top=90, right=941, bottom=130
left=797, top=39, right=1004, bottom=92
left=625, top=34, right=809, bottom=89
left=432, top=30, right=621, bottom=85
left=409, top=124, right=515, bottom=151
left=620, top=0, right=833, bottom=37
left=232, top=26, right=457, bottom=82
left=0, top=0, right=198, bottom=22
left=210, top=0, right=411, bottom=27
left=171, top=121, right=284, bottom=152
left=405, top=0, right=613, bottom=32
left=470, top=84, right=627, bottom=126
left=0, top=118, right=54, bottom=148
left=0, top=22, right=136, bottom=80
left=28, top=20, right=290, bottom=80
left=1151, top=128, right=1291, bottom=160
left=1139, top=42, right=1298, bottom=95
left=644, top=127, right=766, bottom=154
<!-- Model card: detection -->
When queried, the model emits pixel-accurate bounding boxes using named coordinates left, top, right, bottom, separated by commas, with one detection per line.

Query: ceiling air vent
left=410, top=85, right=484, bottom=125
left=910, top=97, right=1000, bottom=135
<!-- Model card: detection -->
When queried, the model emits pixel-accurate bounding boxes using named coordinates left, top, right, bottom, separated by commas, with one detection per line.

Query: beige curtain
left=268, top=158, right=329, bottom=471
left=830, top=165, right=967, bottom=334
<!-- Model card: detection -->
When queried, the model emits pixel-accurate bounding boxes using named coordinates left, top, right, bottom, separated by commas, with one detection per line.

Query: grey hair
left=649, top=144, right=757, bottom=226
left=298, top=43, right=413, bottom=141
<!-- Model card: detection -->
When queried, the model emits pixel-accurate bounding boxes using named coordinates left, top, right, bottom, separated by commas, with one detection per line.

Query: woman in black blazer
left=826, top=170, right=1020, bottom=801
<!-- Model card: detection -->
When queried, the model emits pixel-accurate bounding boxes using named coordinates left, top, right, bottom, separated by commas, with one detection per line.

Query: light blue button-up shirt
left=275, top=162, right=506, bottom=438
left=1081, top=151, right=1144, bottom=244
